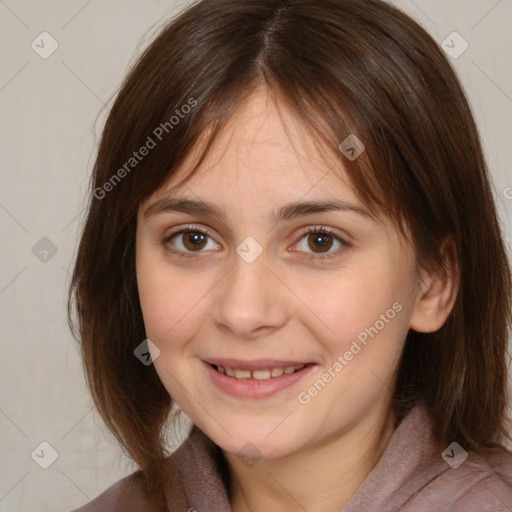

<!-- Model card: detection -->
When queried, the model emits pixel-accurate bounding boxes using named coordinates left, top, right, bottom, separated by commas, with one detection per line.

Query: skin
left=135, top=86, right=458, bottom=512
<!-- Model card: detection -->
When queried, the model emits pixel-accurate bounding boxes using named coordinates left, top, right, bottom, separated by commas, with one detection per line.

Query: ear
left=409, top=236, right=459, bottom=333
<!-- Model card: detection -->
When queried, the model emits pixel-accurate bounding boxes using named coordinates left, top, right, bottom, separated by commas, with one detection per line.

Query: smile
left=203, top=360, right=315, bottom=399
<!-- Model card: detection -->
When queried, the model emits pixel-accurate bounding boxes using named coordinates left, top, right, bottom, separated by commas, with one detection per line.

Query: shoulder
left=345, top=402, right=512, bottom=511
left=399, top=403, right=512, bottom=510
left=70, top=471, right=157, bottom=512
left=69, top=425, right=221, bottom=512
left=426, top=446, right=512, bottom=511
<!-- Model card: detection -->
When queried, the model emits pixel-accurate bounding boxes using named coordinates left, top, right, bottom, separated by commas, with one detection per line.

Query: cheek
left=292, top=264, right=414, bottom=401
left=136, top=244, right=180, bottom=338
left=293, top=269, right=410, bottom=417
left=296, top=264, right=407, bottom=348
left=138, top=273, right=199, bottom=343
left=136, top=248, right=218, bottom=352
left=136, top=255, right=209, bottom=401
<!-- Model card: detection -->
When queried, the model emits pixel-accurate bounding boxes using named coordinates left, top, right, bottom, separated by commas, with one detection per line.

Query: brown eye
left=181, top=231, right=208, bottom=251
left=307, top=232, right=334, bottom=253
left=165, top=226, right=220, bottom=255
left=294, top=227, right=347, bottom=259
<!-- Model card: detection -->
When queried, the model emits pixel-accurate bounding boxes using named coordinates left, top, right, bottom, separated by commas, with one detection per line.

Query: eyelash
left=162, top=224, right=349, bottom=261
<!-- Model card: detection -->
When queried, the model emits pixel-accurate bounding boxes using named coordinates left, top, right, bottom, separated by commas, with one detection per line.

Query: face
left=135, top=87, right=423, bottom=461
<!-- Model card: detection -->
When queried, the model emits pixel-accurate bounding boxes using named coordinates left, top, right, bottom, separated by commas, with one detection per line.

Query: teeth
left=271, top=367, right=284, bottom=377
left=215, top=364, right=305, bottom=380
left=252, top=369, right=271, bottom=380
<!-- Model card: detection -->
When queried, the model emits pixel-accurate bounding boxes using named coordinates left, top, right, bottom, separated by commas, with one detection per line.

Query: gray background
left=0, top=1, right=511, bottom=511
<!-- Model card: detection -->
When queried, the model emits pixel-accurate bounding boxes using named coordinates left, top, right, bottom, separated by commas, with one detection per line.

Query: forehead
left=145, top=87, right=357, bottom=207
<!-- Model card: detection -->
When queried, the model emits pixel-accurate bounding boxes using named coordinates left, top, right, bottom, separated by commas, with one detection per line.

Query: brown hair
left=68, top=0, right=512, bottom=499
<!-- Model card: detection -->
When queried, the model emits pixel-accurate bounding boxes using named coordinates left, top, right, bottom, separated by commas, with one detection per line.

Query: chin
left=207, top=421, right=304, bottom=461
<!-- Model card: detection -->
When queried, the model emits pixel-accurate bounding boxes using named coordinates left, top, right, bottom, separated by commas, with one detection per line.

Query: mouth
left=202, top=359, right=316, bottom=399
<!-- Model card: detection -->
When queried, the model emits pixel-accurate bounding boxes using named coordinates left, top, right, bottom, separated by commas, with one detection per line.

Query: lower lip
left=203, top=361, right=315, bottom=399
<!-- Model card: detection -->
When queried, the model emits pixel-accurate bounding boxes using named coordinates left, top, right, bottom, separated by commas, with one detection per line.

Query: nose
left=212, top=250, right=290, bottom=340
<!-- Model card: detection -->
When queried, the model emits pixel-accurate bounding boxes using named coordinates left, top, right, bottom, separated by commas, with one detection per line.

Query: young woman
left=69, top=0, right=512, bottom=510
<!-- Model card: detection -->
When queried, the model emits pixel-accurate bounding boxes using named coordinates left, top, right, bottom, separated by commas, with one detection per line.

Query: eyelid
left=164, top=224, right=217, bottom=242
left=296, top=225, right=348, bottom=242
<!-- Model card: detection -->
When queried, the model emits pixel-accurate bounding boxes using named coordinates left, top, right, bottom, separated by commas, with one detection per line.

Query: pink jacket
left=72, top=402, right=512, bottom=511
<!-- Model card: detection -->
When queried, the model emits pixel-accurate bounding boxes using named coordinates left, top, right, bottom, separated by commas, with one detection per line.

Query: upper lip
left=204, top=358, right=313, bottom=371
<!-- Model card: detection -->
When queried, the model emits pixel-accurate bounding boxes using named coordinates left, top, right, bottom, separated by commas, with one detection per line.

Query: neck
left=223, top=399, right=396, bottom=512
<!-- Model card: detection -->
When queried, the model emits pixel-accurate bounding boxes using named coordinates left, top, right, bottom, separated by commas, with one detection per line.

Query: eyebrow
left=143, top=197, right=375, bottom=224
